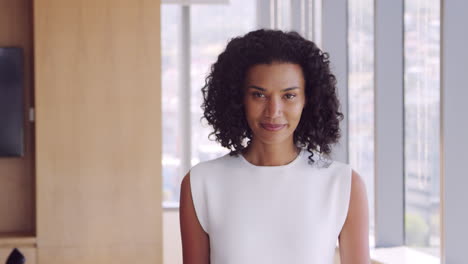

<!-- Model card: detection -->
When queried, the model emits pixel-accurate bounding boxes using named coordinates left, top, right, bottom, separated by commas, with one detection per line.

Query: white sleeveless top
left=189, top=148, right=352, bottom=264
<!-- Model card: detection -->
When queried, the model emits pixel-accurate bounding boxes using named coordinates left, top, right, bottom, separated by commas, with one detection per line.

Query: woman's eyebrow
left=282, top=87, right=299, bottom=92
left=247, top=85, right=299, bottom=92
left=247, top=85, right=267, bottom=91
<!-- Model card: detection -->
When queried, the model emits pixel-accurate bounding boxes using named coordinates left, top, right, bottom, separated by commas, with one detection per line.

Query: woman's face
left=243, top=62, right=306, bottom=145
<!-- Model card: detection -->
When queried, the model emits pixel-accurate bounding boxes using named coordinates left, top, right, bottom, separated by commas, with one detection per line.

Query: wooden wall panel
left=37, top=245, right=158, bottom=264
left=0, top=0, right=36, bottom=235
left=33, top=0, right=162, bottom=263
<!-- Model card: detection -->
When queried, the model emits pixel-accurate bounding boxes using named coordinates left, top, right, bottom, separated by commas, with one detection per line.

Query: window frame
left=161, top=0, right=321, bottom=209
left=160, top=1, right=458, bottom=262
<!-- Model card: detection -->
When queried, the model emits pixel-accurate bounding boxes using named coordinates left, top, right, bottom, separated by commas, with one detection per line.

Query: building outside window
left=348, top=0, right=375, bottom=248
left=404, top=0, right=441, bottom=257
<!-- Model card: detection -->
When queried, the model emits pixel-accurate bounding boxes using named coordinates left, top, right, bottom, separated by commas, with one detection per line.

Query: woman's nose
left=264, top=96, right=282, bottom=118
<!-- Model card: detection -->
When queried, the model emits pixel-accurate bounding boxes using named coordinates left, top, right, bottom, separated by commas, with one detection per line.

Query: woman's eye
left=284, top=93, right=296, bottom=100
left=252, top=92, right=265, bottom=98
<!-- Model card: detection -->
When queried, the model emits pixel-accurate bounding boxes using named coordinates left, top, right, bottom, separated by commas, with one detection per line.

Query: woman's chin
left=252, top=131, right=293, bottom=145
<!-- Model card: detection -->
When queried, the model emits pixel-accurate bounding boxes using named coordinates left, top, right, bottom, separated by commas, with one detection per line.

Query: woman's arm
left=338, top=170, right=371, bottom=264
left=179, top=172, right=211, bottom=264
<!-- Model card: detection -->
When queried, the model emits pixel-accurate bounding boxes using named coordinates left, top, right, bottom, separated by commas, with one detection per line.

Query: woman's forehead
left=244, top=63, right=305, bottom=89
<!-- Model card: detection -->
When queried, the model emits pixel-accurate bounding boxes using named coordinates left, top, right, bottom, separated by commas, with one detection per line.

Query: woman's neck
left=241, top=142, right=301, bottom=166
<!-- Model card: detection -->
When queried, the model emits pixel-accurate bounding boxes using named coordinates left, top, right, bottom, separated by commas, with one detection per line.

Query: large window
left=404, top=0, right=440, bottom=257
left=162, top=0, right=448, bottom=261
left=348, top=0, right=375, bottom=247
left=162, top=0, right=257, bottom=207
left=162, top=0, right=325, bottom=208
left=190, top=0, right=257, bottom=167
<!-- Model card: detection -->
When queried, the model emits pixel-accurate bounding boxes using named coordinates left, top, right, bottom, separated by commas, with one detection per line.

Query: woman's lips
left=261, top=123, right=286, bottom=131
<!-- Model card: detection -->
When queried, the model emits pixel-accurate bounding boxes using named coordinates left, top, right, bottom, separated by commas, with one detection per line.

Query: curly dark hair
left=201, top=29, right=344, bottom=164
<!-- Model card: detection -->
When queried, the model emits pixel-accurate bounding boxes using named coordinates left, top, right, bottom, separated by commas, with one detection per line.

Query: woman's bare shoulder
left=338, top=170, right=370, bottom=263
left=179, top=172, right=210, bottom=263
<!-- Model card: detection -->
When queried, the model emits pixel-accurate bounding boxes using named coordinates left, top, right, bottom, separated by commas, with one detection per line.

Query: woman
left=179, top=29, right=370, bottom=264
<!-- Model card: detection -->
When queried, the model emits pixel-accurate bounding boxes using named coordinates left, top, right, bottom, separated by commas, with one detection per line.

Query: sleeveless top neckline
left=238, top=148, right=304, bottom=169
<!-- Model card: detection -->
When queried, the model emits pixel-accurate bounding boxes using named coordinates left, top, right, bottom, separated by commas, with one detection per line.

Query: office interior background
left=162, top=0, right=464, bottom=263
left=0, top=0, right=466, bottom=263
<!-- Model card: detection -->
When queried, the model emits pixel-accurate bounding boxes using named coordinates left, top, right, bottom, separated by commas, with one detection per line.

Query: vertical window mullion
left=374, top=0, right=405, bottom=247
left=290, top=0, right=303, bottom=34
left=272, top=0, right=278, bottom=29
left=322, top=0, right=348, bottom=163
left=180, top=5, right=192, bottom=177
left=257, top=0, right=273, bottom=28
left=313, top=0, right=321, bottom=47
left=441, top=1, right=468, bottom=263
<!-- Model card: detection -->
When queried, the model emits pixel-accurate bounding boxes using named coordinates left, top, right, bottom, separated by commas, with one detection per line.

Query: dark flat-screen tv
left=0, top=47, right=24, bottom=157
